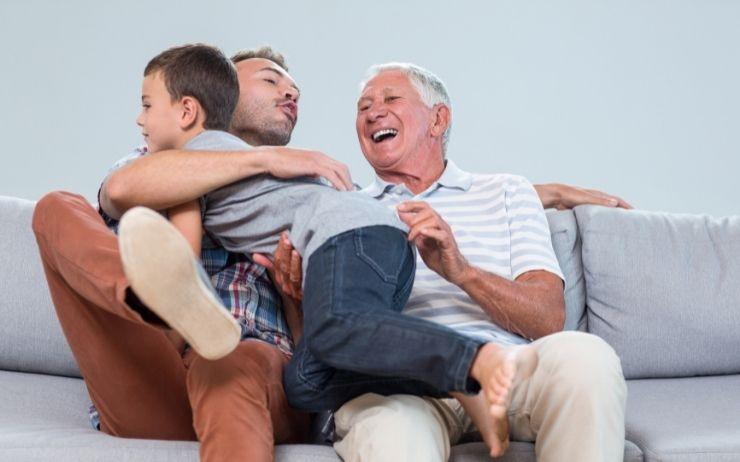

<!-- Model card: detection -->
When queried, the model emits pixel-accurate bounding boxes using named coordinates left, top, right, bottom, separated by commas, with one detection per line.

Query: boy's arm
left=100, top=146, right=353, bottom=220
left=167, top=199, right=203, bottom=257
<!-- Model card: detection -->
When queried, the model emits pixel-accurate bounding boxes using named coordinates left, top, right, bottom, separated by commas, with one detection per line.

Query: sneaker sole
left=118, top=207, right=240, bottom=360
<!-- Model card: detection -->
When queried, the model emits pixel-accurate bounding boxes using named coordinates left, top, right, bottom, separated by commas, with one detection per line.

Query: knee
left=335, top=394, right=448, bottom=462
left=188, top=340, right=285, bottom=399
left=32, top=191, right=83, bottom=236
left=282, top=359, right=321, bottom=412
left=539, top=332, right=626, bottom=396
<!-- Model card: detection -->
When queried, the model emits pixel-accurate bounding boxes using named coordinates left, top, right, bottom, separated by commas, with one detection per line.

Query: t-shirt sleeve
left=97, top=146, right=148, bottom=230
left=504, top=176, right=565, bottom=282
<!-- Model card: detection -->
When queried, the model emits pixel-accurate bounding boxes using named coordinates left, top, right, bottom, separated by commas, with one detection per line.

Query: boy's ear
left=179, top=96, right=201, bottom=130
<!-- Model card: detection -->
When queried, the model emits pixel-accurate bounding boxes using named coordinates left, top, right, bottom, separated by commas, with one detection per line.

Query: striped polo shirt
left=363, top=160, right=564, bottom=346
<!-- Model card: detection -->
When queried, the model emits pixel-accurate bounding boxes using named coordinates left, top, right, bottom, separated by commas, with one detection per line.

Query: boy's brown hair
left=231, top=46, right=288, bottom=71
left=145, top=44, right=238, bottom=130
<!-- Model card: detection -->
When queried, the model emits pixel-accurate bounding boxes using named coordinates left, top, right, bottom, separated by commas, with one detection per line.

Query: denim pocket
left=353, top=227, right=409, bottom=284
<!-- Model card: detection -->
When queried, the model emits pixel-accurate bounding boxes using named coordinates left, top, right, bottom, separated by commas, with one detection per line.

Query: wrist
left=453, top=261, right=478, bottom=287
left=537, top=183, right=562, bottom=209
left=246, top=146, right=275, bottom=176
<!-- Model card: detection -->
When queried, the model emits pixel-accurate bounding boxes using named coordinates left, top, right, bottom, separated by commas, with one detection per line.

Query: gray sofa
left=1, top=194, right=738, bottom=461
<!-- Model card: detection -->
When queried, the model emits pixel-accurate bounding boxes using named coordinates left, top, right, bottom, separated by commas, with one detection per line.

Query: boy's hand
left=256, top=146, right=354, bottom=191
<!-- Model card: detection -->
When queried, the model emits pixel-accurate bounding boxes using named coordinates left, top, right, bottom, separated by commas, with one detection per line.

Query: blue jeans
left=284, top=225, right=483, bottom=412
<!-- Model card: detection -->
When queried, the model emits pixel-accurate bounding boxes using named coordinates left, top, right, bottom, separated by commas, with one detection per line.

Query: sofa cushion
left=575, top=205, right=740, bottom=379
left=626, top=375, right=740, bottom=461
left=0, top=370, right=344, bottom=461
left=0, top=196, right=80, bottom=378
left=451, top=440, right=643, bottom=462
left=545, top=210, right=586, bottom=331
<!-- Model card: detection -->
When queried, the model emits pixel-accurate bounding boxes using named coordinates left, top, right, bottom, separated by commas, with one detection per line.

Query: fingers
left=273, top=232, right=296, bottom=295
left=316, top=154, right=353, bottom=191
left=584, top=188, right=633, bottom=209
left=396, top=201, right=432, bottom=214
left=251, top=253, right=274, bottom=270
left=288, top=250, right=303, bottom=300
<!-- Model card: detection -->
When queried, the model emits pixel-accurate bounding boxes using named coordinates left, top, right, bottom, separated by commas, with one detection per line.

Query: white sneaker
left=118, top=206, right=240, bottom=360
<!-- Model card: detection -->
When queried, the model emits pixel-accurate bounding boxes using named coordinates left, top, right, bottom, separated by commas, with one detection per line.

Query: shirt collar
left=363, top=159, right=473, bottom=198
left=435, top=160, right=473, bottom=191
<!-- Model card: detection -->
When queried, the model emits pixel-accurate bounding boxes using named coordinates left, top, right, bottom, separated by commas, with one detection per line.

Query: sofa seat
left=0, top=368, right=647, bottom=461
left=0, top=370, right=339, bottom=461
left=450, top=440, right=643, bottom=462
left=626, top=375, right=740, bottom=461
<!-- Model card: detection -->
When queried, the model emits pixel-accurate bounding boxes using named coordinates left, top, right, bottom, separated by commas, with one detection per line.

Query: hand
left=396, top=201, right=471, bottom=286
left=256, top=146, right=354, bottom=191
left=252, top=232, right=304, bottom=302
left=534, top=183, right=633, bottom=210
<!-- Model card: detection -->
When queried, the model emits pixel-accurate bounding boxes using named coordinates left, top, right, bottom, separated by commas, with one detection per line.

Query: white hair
left=360, top=62, right=452, bottom=154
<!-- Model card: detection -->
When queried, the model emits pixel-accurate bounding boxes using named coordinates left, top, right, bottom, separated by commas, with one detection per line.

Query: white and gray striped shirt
left=362, top=160, right=564, bottom=346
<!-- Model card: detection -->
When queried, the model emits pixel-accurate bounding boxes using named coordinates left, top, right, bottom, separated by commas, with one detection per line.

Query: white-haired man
left=266, top=63, right=628, bottom=462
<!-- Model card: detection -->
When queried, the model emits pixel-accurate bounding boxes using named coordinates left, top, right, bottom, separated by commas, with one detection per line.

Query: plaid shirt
left=89, top=147, right=293, bottom=430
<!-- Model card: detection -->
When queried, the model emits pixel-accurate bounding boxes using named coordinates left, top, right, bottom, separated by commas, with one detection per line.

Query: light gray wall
left=1, top=0, right=738, bottom=216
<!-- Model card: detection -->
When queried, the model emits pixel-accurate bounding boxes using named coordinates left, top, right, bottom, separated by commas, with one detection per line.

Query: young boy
left=120, top=43, right=244, bottom=359
left=119, top=45, right=535, bottom=451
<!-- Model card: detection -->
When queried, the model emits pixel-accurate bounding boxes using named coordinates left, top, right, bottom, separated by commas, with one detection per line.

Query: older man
left=268, top=63, right=628, bottom=462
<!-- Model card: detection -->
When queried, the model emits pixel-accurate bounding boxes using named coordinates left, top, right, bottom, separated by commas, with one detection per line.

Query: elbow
left=532, top=296, right=566, bottom=339
left=543, top=295, right=565, bottom=337
left=103, top=174, right=132, bottom=214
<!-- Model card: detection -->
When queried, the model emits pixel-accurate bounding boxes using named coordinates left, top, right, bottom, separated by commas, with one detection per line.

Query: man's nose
left=366, top=104, right=387, bottom=122
left=283, top=85, right=298, bottom=102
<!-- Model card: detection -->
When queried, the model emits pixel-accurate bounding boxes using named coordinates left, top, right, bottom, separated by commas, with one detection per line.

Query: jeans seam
left=353, top=228, right=398, bottom=284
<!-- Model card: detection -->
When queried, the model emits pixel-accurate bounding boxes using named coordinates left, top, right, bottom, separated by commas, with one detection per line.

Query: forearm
left=457, top=266, right=565, bottom=339
left=533, top=183, right=559, bottom=209
left=101, top=148, right=271, bottom=219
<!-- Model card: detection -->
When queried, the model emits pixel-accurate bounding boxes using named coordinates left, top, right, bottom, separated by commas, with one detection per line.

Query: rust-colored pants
left=31, top=191, right=309, bottom=462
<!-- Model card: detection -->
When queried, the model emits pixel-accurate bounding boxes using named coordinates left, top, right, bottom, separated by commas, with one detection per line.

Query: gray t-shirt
left=187, top=130, right=407, bottom=273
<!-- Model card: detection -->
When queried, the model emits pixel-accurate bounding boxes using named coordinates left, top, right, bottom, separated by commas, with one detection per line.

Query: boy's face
left=136, top=71, right=185, bottom=152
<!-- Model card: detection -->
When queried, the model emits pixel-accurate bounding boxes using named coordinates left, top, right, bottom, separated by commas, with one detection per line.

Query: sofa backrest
left=0, top=196, right=81, bottom=378
left=545, top=210, right=587, bottom=331
left=575, top=205, right=740, bottom=379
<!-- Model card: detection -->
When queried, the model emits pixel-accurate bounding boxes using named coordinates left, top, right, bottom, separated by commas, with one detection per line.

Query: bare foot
left=454, top=391, right=510, bottom=457
left=469, top=343, right=539, bottom=450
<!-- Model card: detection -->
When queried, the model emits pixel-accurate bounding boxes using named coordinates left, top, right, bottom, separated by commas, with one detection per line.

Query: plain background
left=1, top=0, right=738, bottom=216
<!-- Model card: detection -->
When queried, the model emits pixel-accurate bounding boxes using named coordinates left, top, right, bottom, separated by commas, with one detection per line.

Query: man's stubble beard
left=230, top=101, right=294, bottom=147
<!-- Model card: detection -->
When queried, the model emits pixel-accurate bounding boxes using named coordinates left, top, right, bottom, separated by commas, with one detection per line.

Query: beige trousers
left=334, top=331, right=627, bottom=462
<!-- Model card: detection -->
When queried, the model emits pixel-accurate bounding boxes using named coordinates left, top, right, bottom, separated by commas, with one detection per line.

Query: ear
left=429, top=104, right=451, bottom=139
left=179, top=96, right=201, bottom=130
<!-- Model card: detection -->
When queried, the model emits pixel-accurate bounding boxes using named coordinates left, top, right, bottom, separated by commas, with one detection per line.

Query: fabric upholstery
left=626, top=375, right=740, bottom=461
left=0, top=196, right=80, bottom=378
left=546, top=209, right=587, bottom=331
left=576, top=205, right=740, bottom=378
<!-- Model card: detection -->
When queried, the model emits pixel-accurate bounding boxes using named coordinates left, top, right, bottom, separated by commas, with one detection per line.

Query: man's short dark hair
left=144, top=44, right=238, bottom=131
left=231, top=46, right=289, bottom=71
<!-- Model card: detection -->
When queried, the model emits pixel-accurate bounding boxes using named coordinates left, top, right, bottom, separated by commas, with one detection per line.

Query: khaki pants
left=334, top=331, right=627, bottom=462
left=32, top=191, right=309, bottom=462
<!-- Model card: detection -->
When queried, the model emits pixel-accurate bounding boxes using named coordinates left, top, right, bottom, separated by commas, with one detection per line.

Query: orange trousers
left=32, top=191, right=309, bottom=461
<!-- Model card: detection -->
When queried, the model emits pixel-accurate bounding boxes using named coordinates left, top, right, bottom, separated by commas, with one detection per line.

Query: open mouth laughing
left=371, top=128, right=398, bottom=143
